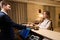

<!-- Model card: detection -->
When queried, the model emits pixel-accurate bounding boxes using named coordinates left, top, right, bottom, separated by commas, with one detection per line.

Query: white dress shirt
left=1, top=9, right=8, bottom=15
left=38, top=19, right=51, bottom=29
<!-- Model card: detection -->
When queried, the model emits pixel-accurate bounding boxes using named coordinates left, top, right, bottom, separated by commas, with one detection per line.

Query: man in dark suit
left=0, top=1, right=28, bottom=40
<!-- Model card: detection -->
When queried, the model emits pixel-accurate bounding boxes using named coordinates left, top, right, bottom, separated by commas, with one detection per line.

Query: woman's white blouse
left=38, top=19, right=51, bottom=29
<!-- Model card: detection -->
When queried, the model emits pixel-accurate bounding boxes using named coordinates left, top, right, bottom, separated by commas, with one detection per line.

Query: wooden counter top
left=31, top=29, right=60, bottom=40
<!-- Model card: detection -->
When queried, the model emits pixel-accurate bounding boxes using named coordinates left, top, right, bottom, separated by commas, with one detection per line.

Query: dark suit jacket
left=0, top=11, right=26, bottom=40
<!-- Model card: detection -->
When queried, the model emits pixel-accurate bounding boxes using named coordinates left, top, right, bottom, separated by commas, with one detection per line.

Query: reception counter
left=31, top=29, right=60, bottom=40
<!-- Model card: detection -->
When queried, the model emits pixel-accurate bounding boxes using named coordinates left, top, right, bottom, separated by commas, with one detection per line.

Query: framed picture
left=59, top=14, right=60, bottom=19
left=39, top=9, right=41, bottom=13
left=58, top=21, right=60, bottom=27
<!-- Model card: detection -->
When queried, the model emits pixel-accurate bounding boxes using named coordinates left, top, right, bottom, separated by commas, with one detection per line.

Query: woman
left=38, top=11, right=52, bottom=30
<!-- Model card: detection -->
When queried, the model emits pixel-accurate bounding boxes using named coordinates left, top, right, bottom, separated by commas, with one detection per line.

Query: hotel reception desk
left=31, top=29, right=60, bottom=40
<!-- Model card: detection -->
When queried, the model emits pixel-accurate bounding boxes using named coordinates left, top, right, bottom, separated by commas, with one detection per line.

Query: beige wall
left=53, top=7, right=60, bottom=32
left=56, top=7, right=60, bottom=27
left=27, top=3, right=44, bottom=22
left=9, top=0, right=60, bottom=6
